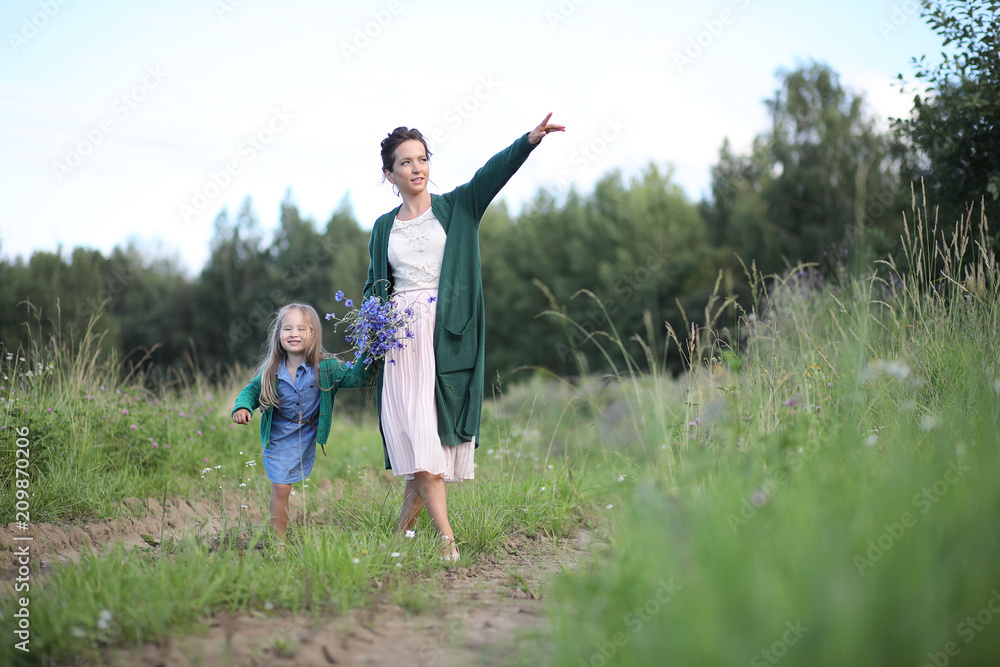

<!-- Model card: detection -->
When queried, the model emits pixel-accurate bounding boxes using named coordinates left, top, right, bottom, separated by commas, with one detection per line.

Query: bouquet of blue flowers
left=326, top=289, right=414, bottom=367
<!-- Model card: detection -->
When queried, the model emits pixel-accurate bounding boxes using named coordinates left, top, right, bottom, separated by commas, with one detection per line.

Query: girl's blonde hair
left=255, top=303, right=332, bottom=410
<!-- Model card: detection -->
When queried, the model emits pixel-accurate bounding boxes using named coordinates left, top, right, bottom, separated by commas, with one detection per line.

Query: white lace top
left=387, top=208, right=447, bottom=292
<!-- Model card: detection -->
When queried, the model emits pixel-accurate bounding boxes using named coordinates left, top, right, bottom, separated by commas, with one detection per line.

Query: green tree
left=266, top=193, right=370, bottom=356
left=894, top=0, right=1000, bottom=230
left=101, top=244, right=191, bottom=375
left=193, top=198, right=270, bottom=372
left=704, top=62, right=916, bottom=277
left=482, top=166, right=709, bottom=380
left=0, top=248, right=119, bottom=361
left=319, top=197, right=371, bottom=356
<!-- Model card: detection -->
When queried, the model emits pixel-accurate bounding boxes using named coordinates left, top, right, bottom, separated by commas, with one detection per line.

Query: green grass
left=0, top=316, right=614, bottom=665
left=543, top=202, right=1000, bottom=666
left=4, top=198, right=999, bottom=666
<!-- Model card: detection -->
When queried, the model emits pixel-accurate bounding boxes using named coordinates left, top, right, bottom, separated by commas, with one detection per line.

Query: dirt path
left=109, top=532, right=581, bottom=667
left=1, top=493, right=269, bottom=575
left=1, top=487, right=586, bottom=666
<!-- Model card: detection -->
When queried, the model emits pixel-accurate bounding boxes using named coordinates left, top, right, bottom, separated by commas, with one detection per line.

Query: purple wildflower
left=345, top=299, right=353, bottom=307
left=335, top=290, right=344, bottom=302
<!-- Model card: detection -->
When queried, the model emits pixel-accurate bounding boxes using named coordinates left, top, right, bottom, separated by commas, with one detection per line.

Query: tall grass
left=543, top=197, right=1000, bottom=666
left=0, top=306, right=611, bottom=665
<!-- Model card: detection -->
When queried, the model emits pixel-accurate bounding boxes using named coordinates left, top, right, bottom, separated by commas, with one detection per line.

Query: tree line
left=3, top=3, right=998, bottom=386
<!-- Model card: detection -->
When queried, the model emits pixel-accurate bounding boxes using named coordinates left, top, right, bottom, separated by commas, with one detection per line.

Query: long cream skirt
left=380, top=288, right=475, bottom=481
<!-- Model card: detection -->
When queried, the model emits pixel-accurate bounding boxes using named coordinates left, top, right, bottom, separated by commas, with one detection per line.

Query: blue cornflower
left=335, top=290, right=344, bottom=302
left=427, top=296, right=437, bottom=303
left=328, top=289, right=415, bottom=366
left=325, top=313, right=335, bottom=320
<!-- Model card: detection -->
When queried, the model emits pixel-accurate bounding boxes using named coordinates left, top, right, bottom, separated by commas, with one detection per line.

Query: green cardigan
left=231, top=356, right=368, bottom=450
left=364, top=133, right=538, bottom=469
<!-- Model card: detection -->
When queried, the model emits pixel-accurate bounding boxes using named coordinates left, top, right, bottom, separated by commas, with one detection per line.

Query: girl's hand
left=527, top=112, right=565, bottom=145
left=233, top=408, right=252, bottom=425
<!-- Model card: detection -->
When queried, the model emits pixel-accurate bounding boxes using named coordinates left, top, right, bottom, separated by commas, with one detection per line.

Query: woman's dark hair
left=380, top=127, right=431, bottom=180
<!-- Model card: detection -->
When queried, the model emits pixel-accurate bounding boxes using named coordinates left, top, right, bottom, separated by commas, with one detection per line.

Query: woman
left=363, top=113, right=564, bottom=560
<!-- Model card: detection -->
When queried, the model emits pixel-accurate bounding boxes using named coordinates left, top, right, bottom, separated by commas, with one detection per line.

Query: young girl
left=232, top=303, right=367, bottom=551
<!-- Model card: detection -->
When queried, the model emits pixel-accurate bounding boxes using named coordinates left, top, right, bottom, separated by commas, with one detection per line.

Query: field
left=2, top=200, right=999, bottom=666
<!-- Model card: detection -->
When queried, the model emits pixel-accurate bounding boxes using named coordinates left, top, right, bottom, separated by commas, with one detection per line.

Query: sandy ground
left=110, top=533, right=579, bottom=667
left=1, top=487, right=586, bottom=666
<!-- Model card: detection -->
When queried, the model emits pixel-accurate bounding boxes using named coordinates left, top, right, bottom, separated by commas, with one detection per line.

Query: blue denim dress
left=262, top=362, right=320, bottom=484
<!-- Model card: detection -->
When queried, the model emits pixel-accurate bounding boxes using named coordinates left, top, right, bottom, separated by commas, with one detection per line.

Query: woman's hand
left=233, top=408, right=252, bottom=425
left=527, top=112, right=565, bottom=145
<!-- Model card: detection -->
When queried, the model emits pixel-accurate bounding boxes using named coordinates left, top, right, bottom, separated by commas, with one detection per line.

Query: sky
left=1, top=0, right=942, bottom=274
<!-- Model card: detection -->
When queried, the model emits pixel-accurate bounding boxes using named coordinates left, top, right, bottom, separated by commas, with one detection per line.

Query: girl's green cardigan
left=363, top=133, right=538, bottom=469
left=231, top=357, right=368, bottom=451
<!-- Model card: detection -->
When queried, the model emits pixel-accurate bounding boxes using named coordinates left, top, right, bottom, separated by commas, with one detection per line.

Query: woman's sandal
left=440, top=535, right=460, bottom=563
